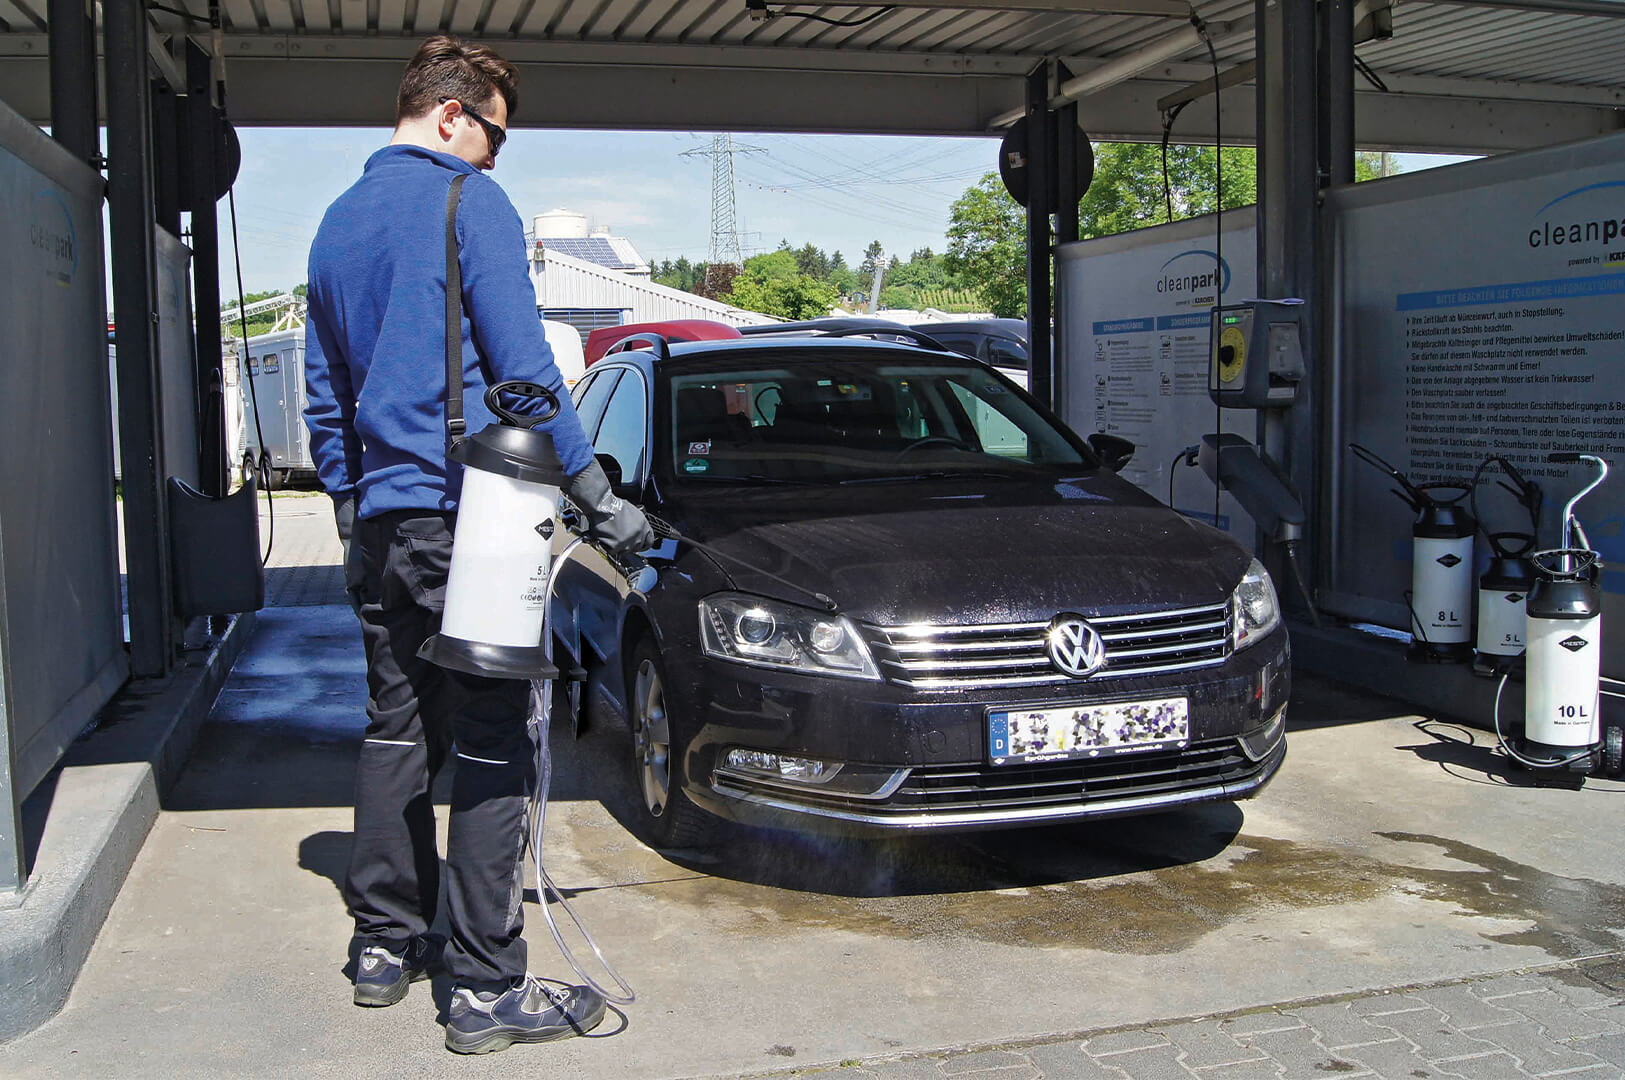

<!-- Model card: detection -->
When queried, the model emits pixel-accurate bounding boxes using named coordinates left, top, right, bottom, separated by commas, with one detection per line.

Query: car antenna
left=644, top=512, right=840, bottom=613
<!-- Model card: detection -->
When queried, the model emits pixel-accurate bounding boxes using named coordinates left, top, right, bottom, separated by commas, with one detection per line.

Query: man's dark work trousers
left=345, top=510, right=532, bottom=994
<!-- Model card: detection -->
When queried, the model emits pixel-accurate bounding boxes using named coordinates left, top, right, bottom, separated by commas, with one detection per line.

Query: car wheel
left=240, top=450, right=258, bottom=488
left=626, top=635, right=716, bottom=849
left=261, top=454, right=283, bottom=491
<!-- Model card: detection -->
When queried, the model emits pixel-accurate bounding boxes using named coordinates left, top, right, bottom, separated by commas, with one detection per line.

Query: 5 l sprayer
left=1348, top=444, right=1475, bottom=662
left=1470, top=455, right=1542, bottom=677
left=1495, top=452, right=1622, bottom=782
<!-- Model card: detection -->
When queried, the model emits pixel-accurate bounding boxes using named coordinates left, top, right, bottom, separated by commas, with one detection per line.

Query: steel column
left=1255, top=0, right=1319, bottom=583
left=105, top=0, right=175, bottom=676
left=1053, top=64, right=1080, bottom=423
left=186, top=41, right=227, bottom=496
left=1024, top=63, right=1054, bottom=409
left=47, top=0, right=99, bottom=167
left=1320, top=0, right=1356, bottom=187
left=0, top=628, right=20, bottom=894
left=153, top=84, right=183, bottom=238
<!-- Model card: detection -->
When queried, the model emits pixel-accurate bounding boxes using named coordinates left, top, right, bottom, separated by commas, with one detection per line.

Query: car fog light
left=808, top=620, right=846, bottom=653
left=1239, top=707, right=1286, bottom=762
left=723, top=748, right=843, bottom=783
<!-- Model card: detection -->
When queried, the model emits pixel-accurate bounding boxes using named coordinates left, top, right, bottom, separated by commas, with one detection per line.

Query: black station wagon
left=551, top=332, right=1288, bottom=846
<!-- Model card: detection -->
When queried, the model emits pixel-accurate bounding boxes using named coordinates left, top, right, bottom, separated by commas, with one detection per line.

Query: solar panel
left=540, top=236, right=639, bottom=270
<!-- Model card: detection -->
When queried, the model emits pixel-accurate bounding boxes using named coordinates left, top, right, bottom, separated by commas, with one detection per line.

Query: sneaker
left=352, top=937, right=438, bottom=1007
left=444, top=975, right=607, bottom=1055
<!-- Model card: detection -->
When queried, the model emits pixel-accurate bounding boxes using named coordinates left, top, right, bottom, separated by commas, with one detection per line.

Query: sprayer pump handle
left=485, top=381, right=562, bottom=429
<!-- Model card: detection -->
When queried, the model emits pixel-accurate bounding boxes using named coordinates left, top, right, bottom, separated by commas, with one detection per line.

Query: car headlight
left=1231, top=558, right=1281, bottom=652
left=699, top=593, right=881, bottom=680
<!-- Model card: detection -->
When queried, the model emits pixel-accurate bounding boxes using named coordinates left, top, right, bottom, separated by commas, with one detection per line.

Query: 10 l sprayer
left=1495, top=452, right=1621, bottom=781
left=1349, top=444, right=1476, bottom=663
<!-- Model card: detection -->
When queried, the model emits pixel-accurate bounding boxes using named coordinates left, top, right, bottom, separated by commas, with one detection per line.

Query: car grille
left=866, top=602, right=1232, bottom=690
left=725, top=738, right=1259, bottom=817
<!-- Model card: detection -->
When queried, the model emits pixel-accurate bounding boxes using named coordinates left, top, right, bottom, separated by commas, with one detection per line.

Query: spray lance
left=1348, top=444, right=1476, bottom=663
left=1470, top=455, right=1542, bottom=677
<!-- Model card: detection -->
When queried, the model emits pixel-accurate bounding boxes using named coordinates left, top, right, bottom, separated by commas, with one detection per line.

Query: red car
left=584, top=320, right=742, bottom=365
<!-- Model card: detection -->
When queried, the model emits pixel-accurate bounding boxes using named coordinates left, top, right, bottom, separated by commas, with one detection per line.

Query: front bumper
left=668, top=624, right=1291, bottom=836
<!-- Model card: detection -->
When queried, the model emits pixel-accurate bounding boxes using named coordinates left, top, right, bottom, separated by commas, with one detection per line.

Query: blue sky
left=217, top=126, right=1472, bottom=299
left=223, top=128, right=998, bottom=296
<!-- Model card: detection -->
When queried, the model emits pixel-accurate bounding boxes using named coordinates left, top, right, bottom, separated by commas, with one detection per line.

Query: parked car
left=551, top=334, right=1289, bottom=846
left=584, top=319, right=742, bottom=366
left=920, top=318, right=1031, bottom=378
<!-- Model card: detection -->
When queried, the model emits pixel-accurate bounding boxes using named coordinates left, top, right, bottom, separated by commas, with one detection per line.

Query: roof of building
left=539, top=236, right=647, bottom=273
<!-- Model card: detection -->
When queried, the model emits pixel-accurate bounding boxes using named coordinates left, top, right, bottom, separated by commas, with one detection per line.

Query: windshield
left=663, top=355, right=1090, bottom=485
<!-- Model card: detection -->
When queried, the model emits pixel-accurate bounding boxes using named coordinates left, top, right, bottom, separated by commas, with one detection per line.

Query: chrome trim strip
left=896, top=653, right=1226, bottom=688
left=1089, top=602, right=1230, bottom=625
left=710, top=751, right=1281, bottom=829
left=878, top=620, right=1048, bottom=636
left=1098, top=618, right=1227, bottom=642
left=713, top=765, right=913, bottom=801
left=890, top=636, right=1046, bottom=655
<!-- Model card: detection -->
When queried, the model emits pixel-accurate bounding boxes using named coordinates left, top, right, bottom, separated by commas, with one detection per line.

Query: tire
left=240, top=451, right=258, bottom=488
left=261, top=455, right=283, bottom=491
left=625, top=635, right=717, bottom=849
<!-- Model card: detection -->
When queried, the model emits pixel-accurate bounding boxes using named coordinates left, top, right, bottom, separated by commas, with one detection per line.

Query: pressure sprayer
left=1348, top=444, right=1476, bottom=662
left=1470, top=455, right=1542, bottom=677
left=1494, top=452, right=1618, bottom=780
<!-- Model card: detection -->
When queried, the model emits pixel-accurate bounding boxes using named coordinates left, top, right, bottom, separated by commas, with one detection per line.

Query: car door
left=553, top=362, right=651, bottom=671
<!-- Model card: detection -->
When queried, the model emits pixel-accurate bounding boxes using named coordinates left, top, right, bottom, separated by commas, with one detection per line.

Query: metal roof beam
left=1423, top=0, right=1625, bottom=16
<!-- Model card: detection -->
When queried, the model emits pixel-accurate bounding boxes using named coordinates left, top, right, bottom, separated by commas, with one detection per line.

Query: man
left=304, top=35, right=652, bottom=1055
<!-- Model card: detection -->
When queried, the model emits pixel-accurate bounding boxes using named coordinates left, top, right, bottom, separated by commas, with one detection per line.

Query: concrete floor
left=4, top=495, right=1624, bottom=1078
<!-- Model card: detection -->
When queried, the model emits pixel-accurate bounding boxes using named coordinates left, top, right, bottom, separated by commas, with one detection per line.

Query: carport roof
left=0, top=0, right=1620, bottom=149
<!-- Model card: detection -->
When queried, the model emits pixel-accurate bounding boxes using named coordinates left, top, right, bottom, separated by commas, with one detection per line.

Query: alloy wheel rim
left=633, top=658, right=672, bottom=818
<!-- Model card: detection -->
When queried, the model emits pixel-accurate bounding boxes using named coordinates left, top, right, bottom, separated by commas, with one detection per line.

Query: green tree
left=722, top=249, right=839, bottom=319
left=944, top=174, right=1028, bottom=318
left=1079, top=142, right=1257, bottom=238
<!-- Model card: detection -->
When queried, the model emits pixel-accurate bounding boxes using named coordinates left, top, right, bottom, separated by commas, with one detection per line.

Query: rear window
left=664, top=355, right=1087, bottom=485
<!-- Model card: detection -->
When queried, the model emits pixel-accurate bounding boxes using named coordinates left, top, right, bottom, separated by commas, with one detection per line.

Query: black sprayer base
left=418, top=633, right=559, bottom=681
left=1407, top=641, right=1473, bottom=664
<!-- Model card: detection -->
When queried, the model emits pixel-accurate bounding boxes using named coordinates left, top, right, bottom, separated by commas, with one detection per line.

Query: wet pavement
left=3, top=493, right=1624, bottom=1078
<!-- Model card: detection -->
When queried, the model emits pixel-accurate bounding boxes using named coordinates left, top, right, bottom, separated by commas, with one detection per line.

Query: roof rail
left=604, top=333, right=673, bottom=362
left=815, top=325, right=950, bottom=351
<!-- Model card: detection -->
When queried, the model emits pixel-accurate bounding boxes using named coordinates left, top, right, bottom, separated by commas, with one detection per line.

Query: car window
left=946, top=380, right=1029, bottom=459
left=593, top=369, right=647, bottom=479
left=665, top=356, right=1086, bottom=485
left=573, top=368, right=621, bottom=440
left=987, top=337, right=1027, bottom=367
left=932, top=335, right=980, bottom=360
left=570, top=369, right=601, bottom=408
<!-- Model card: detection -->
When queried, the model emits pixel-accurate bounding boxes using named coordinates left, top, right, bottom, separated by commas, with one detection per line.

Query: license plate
left=988, top=697, right=1189, bottom=765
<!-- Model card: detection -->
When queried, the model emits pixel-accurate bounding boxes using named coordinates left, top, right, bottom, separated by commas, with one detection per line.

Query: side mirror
left=595, top=453, right=640, bottom=501
left=1088, top=432, right=1135, bottom=472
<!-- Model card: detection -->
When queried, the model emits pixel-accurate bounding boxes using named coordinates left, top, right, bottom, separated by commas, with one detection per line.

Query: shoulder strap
left=445, top=173, right=471, bottom=452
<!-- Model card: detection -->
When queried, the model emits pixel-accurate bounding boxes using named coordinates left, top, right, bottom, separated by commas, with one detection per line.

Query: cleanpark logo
left=1526, top=181, right=1625, bottom=268
left=1156, top=249, right=1231, bottom=306
left=30, top=188, right=77, bottom=286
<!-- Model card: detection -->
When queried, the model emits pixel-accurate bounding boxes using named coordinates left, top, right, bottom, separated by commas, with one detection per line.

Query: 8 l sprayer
left=1470, top=455, right=1542, bottom=677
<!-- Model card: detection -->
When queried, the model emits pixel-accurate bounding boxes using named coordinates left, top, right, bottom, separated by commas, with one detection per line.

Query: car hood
left=657, top=472, right=1252, bottom=626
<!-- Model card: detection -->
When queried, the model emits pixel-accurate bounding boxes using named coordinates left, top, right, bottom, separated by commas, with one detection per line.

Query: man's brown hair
left=396, top=36, right=519, bottom=124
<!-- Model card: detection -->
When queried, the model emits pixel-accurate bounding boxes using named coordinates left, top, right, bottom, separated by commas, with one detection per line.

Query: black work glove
left=564, top=460, right=655, bottom=555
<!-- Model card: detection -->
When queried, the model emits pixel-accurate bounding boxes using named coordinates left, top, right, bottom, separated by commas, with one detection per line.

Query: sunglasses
left=440, top=97, right=507, bottom=157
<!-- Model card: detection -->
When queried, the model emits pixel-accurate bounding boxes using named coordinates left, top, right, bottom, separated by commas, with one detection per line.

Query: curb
left=0, top=611, right=258, bottom=1042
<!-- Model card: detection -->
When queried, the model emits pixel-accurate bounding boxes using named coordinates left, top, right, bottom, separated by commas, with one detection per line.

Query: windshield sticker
left=983, top=383, right=1006, bottom=394
left=683, top=457, right=710, bottom=474
left=687, top=440, right=712, bottom=455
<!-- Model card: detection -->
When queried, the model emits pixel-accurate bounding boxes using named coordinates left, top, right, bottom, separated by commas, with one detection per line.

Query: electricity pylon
left=682, top=135, right=764, bottom=296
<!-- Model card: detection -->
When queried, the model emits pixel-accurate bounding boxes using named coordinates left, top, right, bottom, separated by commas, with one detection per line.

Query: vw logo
left=1047, top=614, right=1106, bottom=678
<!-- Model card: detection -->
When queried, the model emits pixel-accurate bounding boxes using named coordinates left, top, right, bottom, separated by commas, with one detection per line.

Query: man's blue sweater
left=304, top=145, right=594, bottom=519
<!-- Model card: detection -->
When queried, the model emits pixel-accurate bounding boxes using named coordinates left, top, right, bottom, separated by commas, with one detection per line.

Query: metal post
left=1320, top=0, right=1356, bottom=188
left=1024, top=63, right=1054, bottom=410
left=1256, top=0, right=1319, bottom=579
left=1053, top=63, right=1080, bottom=423
left=153, top=84, right=183, bottom=238
left=105, top=0, right=175, bottom=677
left=47, top=0, right=99, bottom=167
left=186, top=41, right=227, bottom=496
left=0, top=638, right=22, bottom=894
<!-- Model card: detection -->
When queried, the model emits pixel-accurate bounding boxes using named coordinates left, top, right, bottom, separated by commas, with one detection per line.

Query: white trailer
left=236, top=326, right=313, bottom=490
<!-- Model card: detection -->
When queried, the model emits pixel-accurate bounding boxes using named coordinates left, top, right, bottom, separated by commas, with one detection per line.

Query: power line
left=680, top=135, right=765, bottom=294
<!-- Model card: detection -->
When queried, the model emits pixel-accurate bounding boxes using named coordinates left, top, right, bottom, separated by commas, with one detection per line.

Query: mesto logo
left=1157, top=249, right=1231, bottom=295
left=30, top=188, right=77, bottom=285
left=1527, top=181, right=1625, bottom=251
